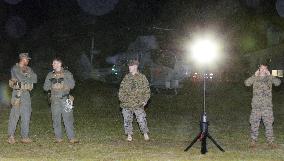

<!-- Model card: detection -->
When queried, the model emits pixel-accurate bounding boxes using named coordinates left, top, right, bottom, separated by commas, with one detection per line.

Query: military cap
left=19, top=53, right=31, bottom=60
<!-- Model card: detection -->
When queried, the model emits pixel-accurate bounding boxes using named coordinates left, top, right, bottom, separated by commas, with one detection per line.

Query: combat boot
left=144, top=133, right=150, bottom=141
left=127, top=134, right=132, bottom=142
left=249, top=140, right=256, bottom=149
left=21, top=138, right=32, bottom=144
left=55, top=138, right=63, bottom=143
left=69, top=138, right=79, bottom=144
left=7, top=136, right=16, bottom=144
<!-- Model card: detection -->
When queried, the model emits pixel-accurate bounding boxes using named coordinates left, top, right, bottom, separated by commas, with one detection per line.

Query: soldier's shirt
left=245, top=75, right=281, bottom=108
left=9, top=63, right=37, bottom=107
left=11, top=63, right=37, bottom=85
left=43, top=69, right=75, bottom=99
left=119, top=72, right=150, bottom=108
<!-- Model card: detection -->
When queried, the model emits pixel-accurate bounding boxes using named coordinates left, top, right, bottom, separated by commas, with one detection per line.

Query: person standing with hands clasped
left=118, top=58, right=151, bottom=142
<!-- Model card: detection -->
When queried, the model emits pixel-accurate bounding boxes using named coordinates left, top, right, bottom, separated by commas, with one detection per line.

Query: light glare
left=190, top=38, right=219, bottom=64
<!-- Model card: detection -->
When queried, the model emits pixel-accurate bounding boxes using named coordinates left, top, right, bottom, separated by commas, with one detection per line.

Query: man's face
left=52, top=60, right=62, bottom=71
left=259, top=65, right=268, bottom=76
left=20, top=58, right=29, bottom=66
left=129, top=64, right=138, bottom=74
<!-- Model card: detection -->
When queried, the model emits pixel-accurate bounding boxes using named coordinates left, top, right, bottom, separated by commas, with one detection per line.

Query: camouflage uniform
left=43, top=69, right=76, bottom=140
left=8, top=63, right=37, bottom=139
left=245, top=75, right=281, bottom=143
left=118, top=72, right=151, bottom=135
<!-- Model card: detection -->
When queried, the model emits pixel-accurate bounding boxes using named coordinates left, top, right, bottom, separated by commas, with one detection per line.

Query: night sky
left=0, top=0, right=282, bottom=76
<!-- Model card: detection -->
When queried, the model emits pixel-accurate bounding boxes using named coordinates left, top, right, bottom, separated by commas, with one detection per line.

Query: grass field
left=0, top=80, right=284, bottom=161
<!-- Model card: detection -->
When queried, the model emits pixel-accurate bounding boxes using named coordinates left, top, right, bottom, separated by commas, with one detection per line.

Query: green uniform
left=8, top=63, right=37, bottom=138
left=118, top=72, right=151, bottom=135
left=43, top=69, right=76, bottom=140
left=245, top=75, right=281, bottom=143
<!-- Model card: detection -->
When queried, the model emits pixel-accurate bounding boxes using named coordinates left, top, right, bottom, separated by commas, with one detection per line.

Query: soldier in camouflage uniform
left=43, top=58, right=78, bottom=144
left=8, top=53, right=37, bottom=144
left=245, top=64, right=281, bottom=148
left=118, top=59, right=151, bottom=141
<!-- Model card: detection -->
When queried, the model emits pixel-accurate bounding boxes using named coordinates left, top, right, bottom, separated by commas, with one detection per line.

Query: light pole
left=184, top=36, right=225, bottom=154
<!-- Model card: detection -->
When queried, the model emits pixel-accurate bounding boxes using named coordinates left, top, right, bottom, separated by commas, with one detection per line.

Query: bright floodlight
left=190, top=38, right=219, bottom=64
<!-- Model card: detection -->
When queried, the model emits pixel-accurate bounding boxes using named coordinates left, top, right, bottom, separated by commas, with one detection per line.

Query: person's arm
left=244, top=75, right=256, bottom=87
left=245, top=69, right=262, bottom=86
left=43, top=73, right=52, bottom=91
left=64, top=71, right=75, bottom=90
left=11, top=66, right=17, bottom=80
left=118, top=76, right=129, bottom=103
left=141, top=75, right=151, bottom=106
left=9, top=66, right=20, bottom=89
left=11, top=65, right=25, bottom=81
left=27, top=67, right=37, bottom=84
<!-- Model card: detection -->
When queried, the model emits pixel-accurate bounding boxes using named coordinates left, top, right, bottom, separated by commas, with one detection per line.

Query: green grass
left=0, top=80, right=284, bottom=161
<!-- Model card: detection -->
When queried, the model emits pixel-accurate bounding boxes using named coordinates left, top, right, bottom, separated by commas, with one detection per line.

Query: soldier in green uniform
left=43, top=58, right=78, bottom=144
left=245, top=64, right=281, bottom=148
left=118, top=59, right=151, bottom=141
left=8, top=53, right=37, bottom=144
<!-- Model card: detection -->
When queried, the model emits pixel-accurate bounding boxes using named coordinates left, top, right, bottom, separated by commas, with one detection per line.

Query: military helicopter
left=106, top=48, right=191, bottom=94
left=80, top=35, right=192, bottom=94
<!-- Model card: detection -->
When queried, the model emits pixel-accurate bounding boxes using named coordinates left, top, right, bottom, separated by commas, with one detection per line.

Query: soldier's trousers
left=250, top=107, right=274, bottom=142
left=122, top=108, right=149, bottom=135
left=8, top=91, right=31, bottom=138
left=51, top=98, right=75, bottom=140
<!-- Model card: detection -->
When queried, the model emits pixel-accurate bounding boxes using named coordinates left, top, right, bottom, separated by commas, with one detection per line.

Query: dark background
left=0, top=0, right=282, bottom=80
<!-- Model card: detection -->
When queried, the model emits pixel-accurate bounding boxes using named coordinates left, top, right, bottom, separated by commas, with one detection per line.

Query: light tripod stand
left=184, top=73, right=225, bottom=154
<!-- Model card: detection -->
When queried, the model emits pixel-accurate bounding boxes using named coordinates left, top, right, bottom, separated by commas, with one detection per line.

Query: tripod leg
left=184, top=133, right=201, bottom=151
left=201, top=134, right=207, bottom=154
left=207, top=133, right=225, bottom=152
